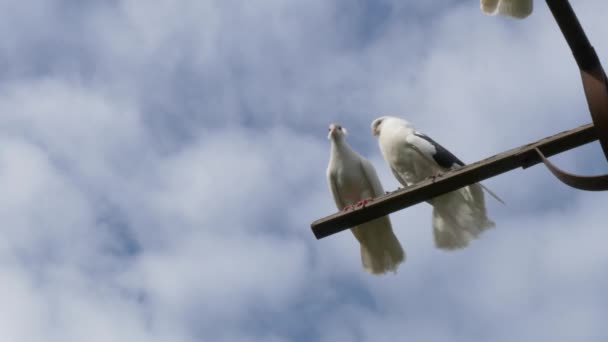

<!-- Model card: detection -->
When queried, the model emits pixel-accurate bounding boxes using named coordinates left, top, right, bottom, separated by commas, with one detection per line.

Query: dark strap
left=534, top=148, right=608, bottom=191
left=580, top=64, right=608, bottom=160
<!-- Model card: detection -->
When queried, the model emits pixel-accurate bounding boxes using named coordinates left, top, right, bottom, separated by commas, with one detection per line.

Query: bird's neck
left=330, top=138, right=355, bottom=157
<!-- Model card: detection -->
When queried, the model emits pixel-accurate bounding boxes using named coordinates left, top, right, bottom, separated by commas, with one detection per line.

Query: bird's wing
left=406, top=132, right=506, bottom=204
left=359, top=158, right=385, bottom=198
left=389, top=167, right=410, bottom=187
left=406, top=132, right=465, bottom=169
left=327, top=171, right=345, bottom=210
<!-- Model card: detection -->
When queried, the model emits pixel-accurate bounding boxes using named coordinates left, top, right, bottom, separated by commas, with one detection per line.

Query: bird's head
left=371, top=116, right=390, bottom=137
left=372, top=116, right=410, bottom=136
left=327, top=123, right=348, bottom=140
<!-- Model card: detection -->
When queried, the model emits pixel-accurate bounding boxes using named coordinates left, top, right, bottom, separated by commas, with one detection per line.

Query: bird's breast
left=331, top=162, right=373, bottom=204
left=380, top=133, right=437, bottom=184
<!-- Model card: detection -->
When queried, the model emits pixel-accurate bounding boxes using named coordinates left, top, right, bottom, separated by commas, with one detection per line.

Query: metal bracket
left=540, top=0, right=608, bottom=190
left=534, top=148, right=608, bottom=191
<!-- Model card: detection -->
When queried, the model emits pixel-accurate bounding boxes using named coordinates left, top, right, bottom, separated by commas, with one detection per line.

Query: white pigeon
left=371, top=116, right=503, bottom=250
left=326, top=123, right=405, bottom=274
left=480, top=0, right=533, bottom=19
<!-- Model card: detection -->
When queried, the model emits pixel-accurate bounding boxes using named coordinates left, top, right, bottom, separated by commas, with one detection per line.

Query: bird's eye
left=337, top=125, right=342, bottom=130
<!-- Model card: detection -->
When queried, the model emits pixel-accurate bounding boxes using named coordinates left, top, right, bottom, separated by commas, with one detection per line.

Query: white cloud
left=1, top=0, right=608, bottom=341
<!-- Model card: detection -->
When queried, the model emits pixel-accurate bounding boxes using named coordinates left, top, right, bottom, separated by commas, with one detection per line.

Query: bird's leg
left=386, top=187, right=403, bottom=194
left=342, top=204, right=354, bottom=211
left=426, top=171, right=444, bottom=182
left=355, top=198, right=373, bottom=208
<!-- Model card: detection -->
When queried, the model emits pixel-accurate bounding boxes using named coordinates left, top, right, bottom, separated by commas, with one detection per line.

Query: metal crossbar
left=312, top=123, right=598, bottom=239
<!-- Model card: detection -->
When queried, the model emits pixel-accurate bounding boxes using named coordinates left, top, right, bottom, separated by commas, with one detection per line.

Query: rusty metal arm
left=547, top=0, right=608, bottom=157
left=534, top=148, right=608, bottom=191
left=311, top=123, right=598, bottom=240
left=538, top=0, right=608, bottom=189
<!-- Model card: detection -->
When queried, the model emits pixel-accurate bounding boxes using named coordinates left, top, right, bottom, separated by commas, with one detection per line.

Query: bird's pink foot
left=355, top=198, right=373, bottom=208
left=342, top=204, right=354, bottom=211
left=427, top=172, right=444, bottom=182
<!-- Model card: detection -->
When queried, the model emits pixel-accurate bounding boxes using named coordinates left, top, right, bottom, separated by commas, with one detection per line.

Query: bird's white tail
left=498, top=0, right=533, bottom=18
left=431, top=183, right=495, bottom=250
left=351, top=216, right=405, bottom=275
left=480, top=0, right=532, bottom=19
left=480, top=0, right=500, bottom=15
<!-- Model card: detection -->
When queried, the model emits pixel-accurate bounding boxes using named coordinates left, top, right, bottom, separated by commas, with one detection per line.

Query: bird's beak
left=371, top=126, right=378, bottom=137
left=328, top=125, right=336, bottom=139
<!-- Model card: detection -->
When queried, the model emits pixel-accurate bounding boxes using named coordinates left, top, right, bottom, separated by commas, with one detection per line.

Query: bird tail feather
left=498, top=0, right=533, bottom=18
left=431, top=184, right=495, bottom=250
left=480, top=0, right=532, bottom=18
left=480, top=0, right=500, bottom=15
left=352, top=216, right=405, bottom=275
left=480, top=184, right=505, bottom=205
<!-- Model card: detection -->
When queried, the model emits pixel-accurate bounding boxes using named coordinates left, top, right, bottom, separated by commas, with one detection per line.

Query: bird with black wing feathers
left=371, top=116, right=503, bottom=250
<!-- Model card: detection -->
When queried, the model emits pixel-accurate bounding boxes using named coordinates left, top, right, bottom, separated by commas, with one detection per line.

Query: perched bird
left=371, top=116, right=503, bottom=250
left=480, top=0, right=533, bottom=19
left=326, top=123, right=405, bottom=274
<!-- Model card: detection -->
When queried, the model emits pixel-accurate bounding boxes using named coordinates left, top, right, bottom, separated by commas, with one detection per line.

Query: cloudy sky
left=1, top=0, right=608, bottom=341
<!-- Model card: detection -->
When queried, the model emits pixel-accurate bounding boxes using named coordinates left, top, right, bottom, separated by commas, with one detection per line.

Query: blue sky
left=1, top=1, right=608, bottom=341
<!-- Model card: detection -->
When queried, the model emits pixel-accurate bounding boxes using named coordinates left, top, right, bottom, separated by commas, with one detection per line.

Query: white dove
left=326, top=123, right=405, bottom=274
left=371, top=116, right=503, bottom=250
left=481, top=0, right=533, bottom=19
